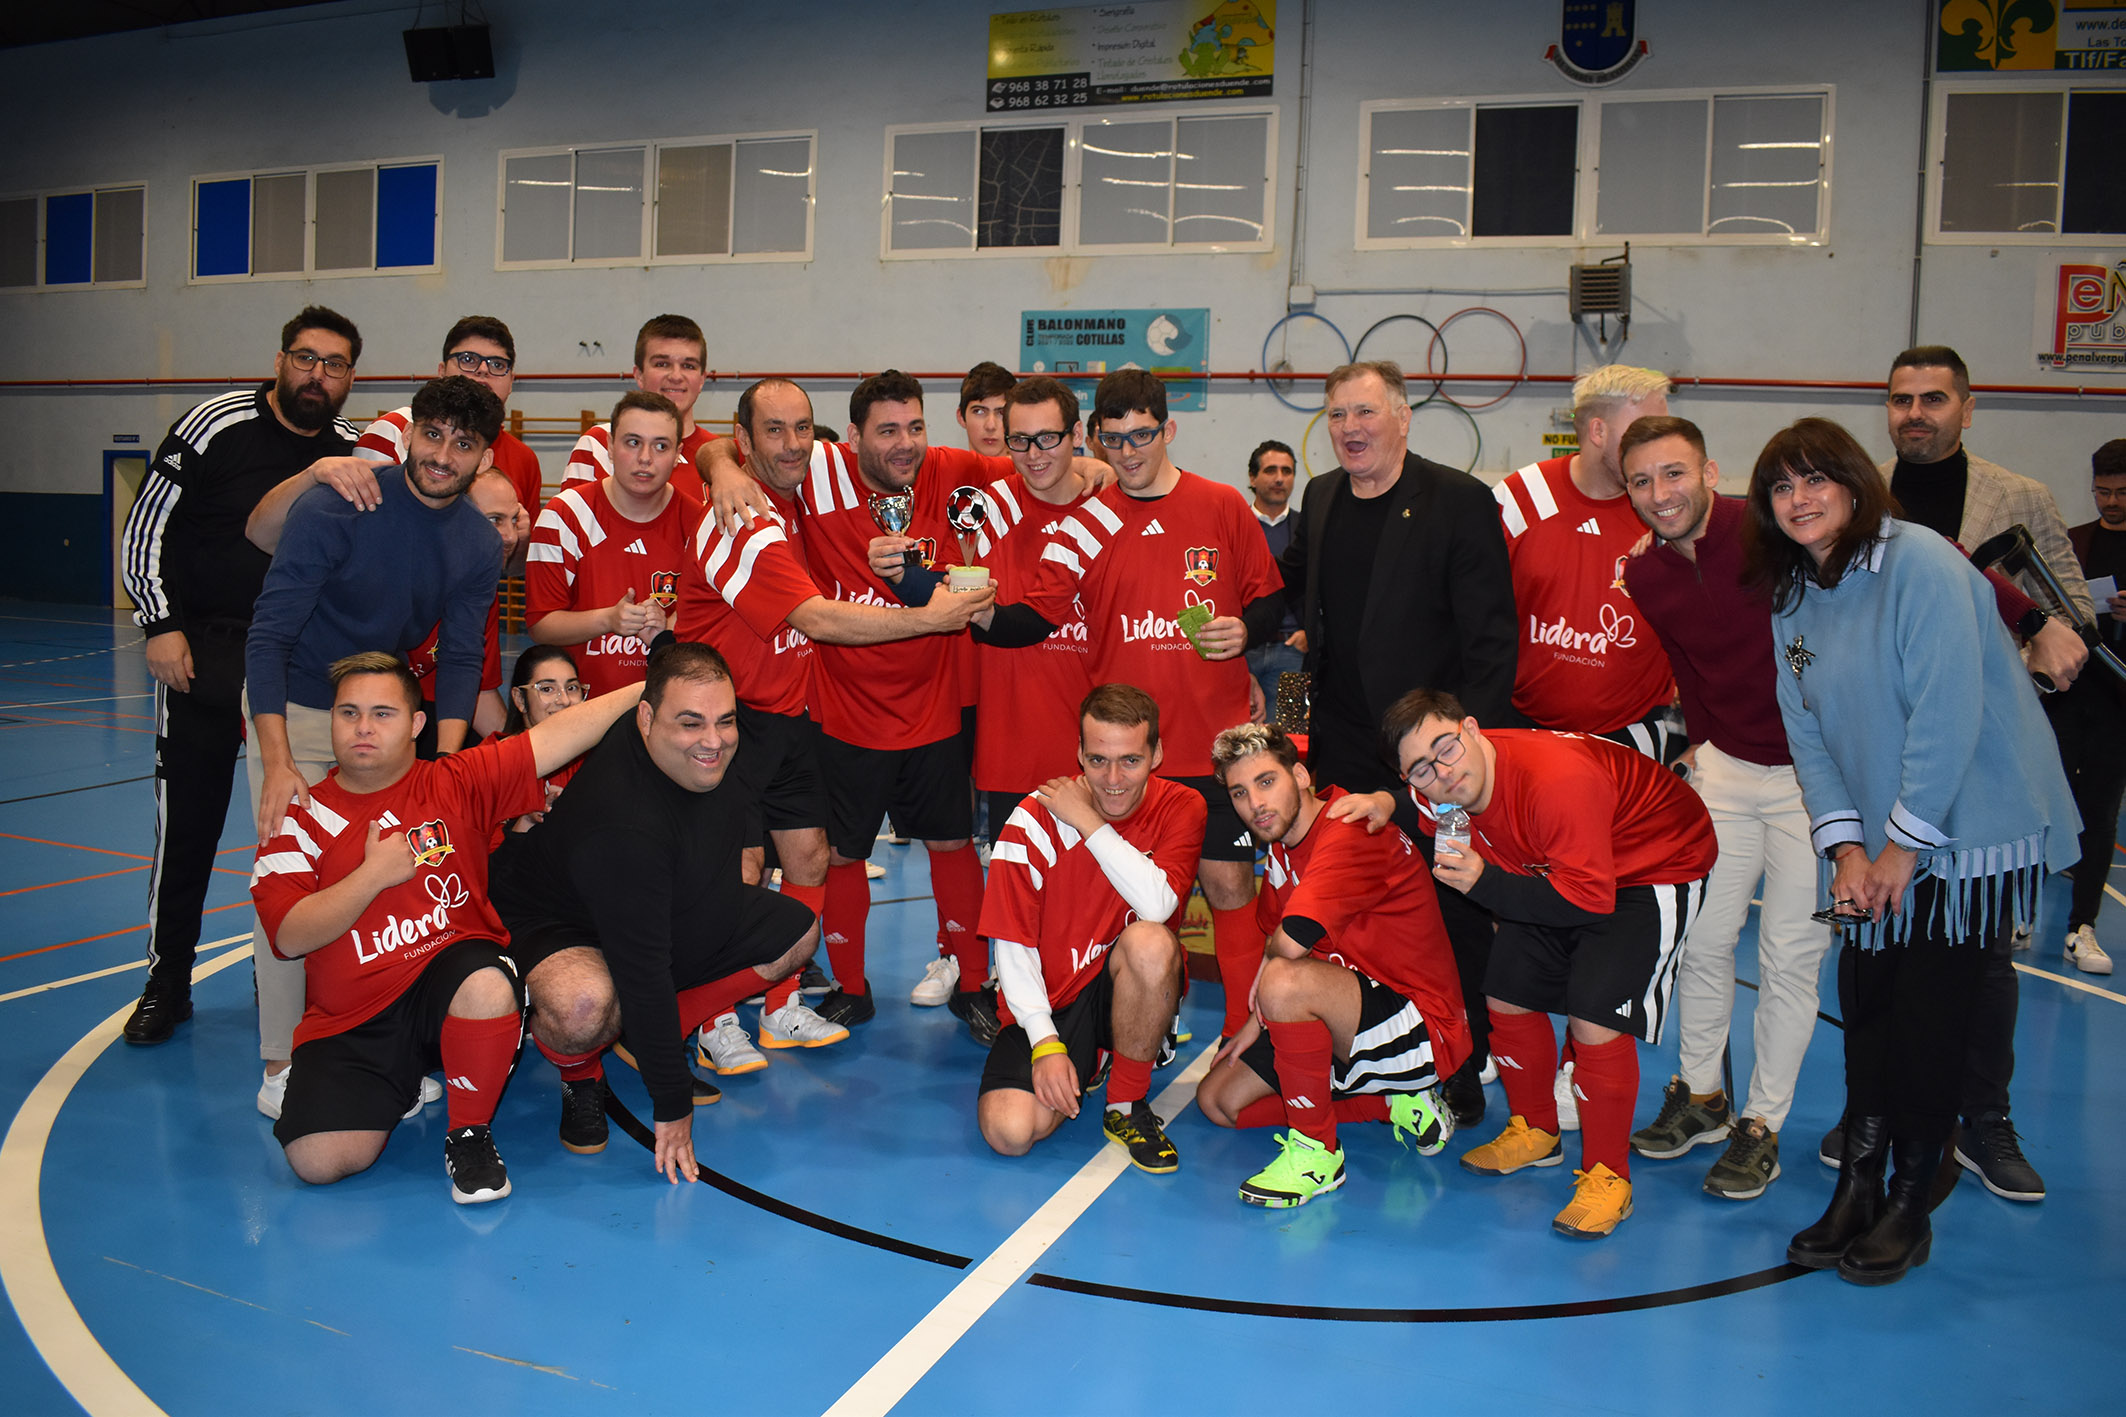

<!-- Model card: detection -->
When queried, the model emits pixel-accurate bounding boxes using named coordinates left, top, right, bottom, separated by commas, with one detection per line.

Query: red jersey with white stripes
left=1494, top=456, right=1675, bottom=733
left=966, top=473, right=1094, bottom=792
left=562, top=423, right=713, bottom=504
left=674, top=485, right=818, bottom=716
left=1413, top=730, right=1718, bottom=912
left=525, top=479, right=702, bottom=698
left=1259, top=787, right=1470, bottom=1078
left=799, top=440, right=1011, bottom=750
left=980, top=776, right=1205, bottom=1021
left=251, top=734, right=544, bottom=1046
left=406, top=601, right=502, bottom=704
left=1021, top=472, right=1281, bottom=777
left=356, top=407, right=544, bottom=515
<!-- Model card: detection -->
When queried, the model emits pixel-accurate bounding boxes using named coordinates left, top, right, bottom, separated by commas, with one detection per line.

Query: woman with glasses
left=1743, top=417, right=2077, bottom=1286
left=496, top=645, right=586, bottom=836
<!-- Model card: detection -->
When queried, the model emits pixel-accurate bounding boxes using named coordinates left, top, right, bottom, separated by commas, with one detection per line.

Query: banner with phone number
left=987, top=2, right=1274, bottom=110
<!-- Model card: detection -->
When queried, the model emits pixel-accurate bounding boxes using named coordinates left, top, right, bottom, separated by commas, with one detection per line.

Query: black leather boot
left=1788, top=1114, right=1886, bottom=1269
left=1838, top=1135, right=1939, bottom=1286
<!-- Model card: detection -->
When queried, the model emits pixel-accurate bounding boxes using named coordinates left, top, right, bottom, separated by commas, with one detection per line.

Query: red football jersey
left=1258, top=787, right=1470, bottom=1079
left=675, top=484, right=819, bottom=717
left=252, top=734, right=544, bottom=1046
left=1415, top=729, right=1718, bottom=912
left=562, top=423, right=713, bottom=504
left=799, top=440, right=1011, bottom=750
left=1494, top=456, right=1676, bottom=733
left=1020, top=471, right=1281, bottom=777
left=980, top=776, right=1206, bottom=1021
left=966, top=473, right=1094, bottom=793
left=405, top=598, right=502, bottom=703
left=357, top=407, right=543, bottom=515
left=525, top=479, right=702, bottom=697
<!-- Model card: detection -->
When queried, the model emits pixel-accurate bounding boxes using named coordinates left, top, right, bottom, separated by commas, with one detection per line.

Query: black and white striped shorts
left=1485, top=878, right=1706, bottom=1045
left=1240, top=971, right=1441, bottom=1098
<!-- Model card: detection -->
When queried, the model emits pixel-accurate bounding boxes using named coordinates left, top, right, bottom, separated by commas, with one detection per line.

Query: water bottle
left=1436, top=805, right=1471, bottom=862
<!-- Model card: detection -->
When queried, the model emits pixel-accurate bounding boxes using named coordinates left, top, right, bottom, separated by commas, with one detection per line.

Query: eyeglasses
left=449, top=350, right=514, bottom=377
left=1401, top=726, right=1468, bottom=789
left=1004, top=429, right=1068, bottom=452
left=1096, top=426, right=1162, bottom=451
left=283, top=349, right=353, bottom=378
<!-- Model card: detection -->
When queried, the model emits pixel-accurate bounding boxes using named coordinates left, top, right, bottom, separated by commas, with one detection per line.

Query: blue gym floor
left=0, top=603, right=2119, bottom=1416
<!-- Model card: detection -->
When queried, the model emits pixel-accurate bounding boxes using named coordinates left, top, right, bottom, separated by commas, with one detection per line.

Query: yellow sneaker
left=1552, top=1163, right=1634, bottom=1238
left=1459, top=1115, right=1565, bottom=1175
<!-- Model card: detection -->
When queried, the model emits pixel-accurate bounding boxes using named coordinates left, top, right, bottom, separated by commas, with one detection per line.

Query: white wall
left=1, top=0, right=2119, bottom=534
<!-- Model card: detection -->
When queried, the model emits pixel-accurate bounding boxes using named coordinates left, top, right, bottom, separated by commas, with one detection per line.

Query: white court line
left=2014, top=960, right=2126, bottom=1005
left=0, top=935, right=251, bottom=1005
left=826, top=1041, right=1219, bottom=1417
left=0, top=943, right=252, bottom=1417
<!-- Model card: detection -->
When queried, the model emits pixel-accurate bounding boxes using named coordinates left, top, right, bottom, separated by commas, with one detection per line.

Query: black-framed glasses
left=1095, top=425, right=1162, bottom=451
left=1004, top=429, right=1068, bottom=452
left=449, top=350, right=514, bottom=376
left=1401, top=726, right=1467, bottom=788
left=283, top=349, right=353, bottom=378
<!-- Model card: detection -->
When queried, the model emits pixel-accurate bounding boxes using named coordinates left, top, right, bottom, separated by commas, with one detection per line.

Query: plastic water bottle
left=1436, top=805, right=1471, bottom=860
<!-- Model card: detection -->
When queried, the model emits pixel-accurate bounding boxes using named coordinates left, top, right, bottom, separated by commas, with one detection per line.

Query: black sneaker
left=798, top=963, right=834, bottom=997
left=559, top=1076, right=609, bottom=1154
left=815, top=988, right=876, bottom=1028
left=1955, top=1111, right=2045, bottom=1201
left=1441, top=1056, right=1486, bottom=1129
left=948, top=985, right=1001, bottom=1045
left=1104, top=1100, right=1180, bottom=1174
left=1819, top=1111, right=1847, bottom=1168
left=122, top=983, right=192, bottom=1046
left=608, top=1042, right=723, bottom=1106
left=444, top=1124, right=512, bottom=1204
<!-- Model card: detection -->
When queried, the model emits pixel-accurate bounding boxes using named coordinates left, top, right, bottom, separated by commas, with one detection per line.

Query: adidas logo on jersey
left=623, top=538, right=649, bottom=554
left=1232, top=831, right=1254, bottom=848
left=377, top=811, right=403, bottom=830
left=1141, top=519, right=1166, bottom=536
left=1576, top=518, right=1601, bottom=535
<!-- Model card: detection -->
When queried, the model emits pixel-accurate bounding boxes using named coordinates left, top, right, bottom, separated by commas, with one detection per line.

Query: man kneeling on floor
left=1197, top=724, right=1467, bottom=1208
left=491, top=642, right=830, bottom=1184
left=976, top=684, right=1204, bottom=1171
left=251, top=652, right=643, bottom=1204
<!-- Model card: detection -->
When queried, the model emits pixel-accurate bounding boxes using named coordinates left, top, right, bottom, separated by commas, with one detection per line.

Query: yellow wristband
left=1030, top=1039, right=1068, bottom=1062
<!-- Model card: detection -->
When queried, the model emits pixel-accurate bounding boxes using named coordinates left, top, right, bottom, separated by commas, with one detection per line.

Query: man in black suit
left=1276, top=359, right=1517, bottom=1122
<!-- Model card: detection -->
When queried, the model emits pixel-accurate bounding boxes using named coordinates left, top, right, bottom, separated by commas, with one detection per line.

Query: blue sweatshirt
left=245, top=468, right=501, bottom=725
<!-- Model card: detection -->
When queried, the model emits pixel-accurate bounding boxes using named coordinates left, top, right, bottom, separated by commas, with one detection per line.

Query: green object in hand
left=1176, top=602, right=1214, bottom=656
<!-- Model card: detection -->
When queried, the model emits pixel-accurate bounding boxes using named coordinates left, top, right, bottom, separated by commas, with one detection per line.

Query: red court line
left=0, top=900, right=247, bottom=965
left=0, top=830, right=151, bottom=862
left=0, top=860, right=249, bottom=899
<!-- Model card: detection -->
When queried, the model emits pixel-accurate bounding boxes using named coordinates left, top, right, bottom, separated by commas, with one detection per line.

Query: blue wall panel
left=376, top=163, right=437, bottom=268
left=42, top=192, right=92, bottom=284
left=0, top=493, right=104, bottom=603
left=193, top=179, right=250, bottom=277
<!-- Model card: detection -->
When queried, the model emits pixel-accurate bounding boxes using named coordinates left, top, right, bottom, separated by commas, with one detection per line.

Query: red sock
left=677, top=966, right=772, bottom=1039
left=768, top=880, right=829, bottom=1011
left=1571, top=1032, right=1639, bottom=1180
left=928, top=843, right=988, bottom=989
left=824, top=861, right=870, bottom=995
left=1235, top=1095, right=1287, bottom=1129
left=1210, top=903, right=1264, bottom=1038
left=1335, top=1096, right=1389, bottom=1125
left=442, top=1013, right=522, bottom=1129
left=533, top=1035, right=603, bottom=1083
left=1488, top=1008, right=1560, bottom=1133
left=1265, top=1018, right=1338, bottom=1151
left=1106, top=1054, right=1152, bottom=1108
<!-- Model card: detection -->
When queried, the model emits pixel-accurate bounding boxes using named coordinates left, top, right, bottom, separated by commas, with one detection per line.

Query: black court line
left=0, top=775, right=153, bottom=807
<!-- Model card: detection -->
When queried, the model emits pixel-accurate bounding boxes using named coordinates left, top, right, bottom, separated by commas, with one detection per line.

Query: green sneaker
left=1629, top=1075, right=1730, bottom=1159
left=1388, top=1088, right=1455, bottom=1156
left=1103, top=1101, right=1180, bottom=1174
left=1239, top=1130, right=1347, bottom=1208
left=1703, top=1117, right=1781, bottom=1200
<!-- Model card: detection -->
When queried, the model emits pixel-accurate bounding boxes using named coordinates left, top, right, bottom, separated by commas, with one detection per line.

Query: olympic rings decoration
left=1259, top=312, right=1352, bottom=414
left=1427, top=306, right=1527, bottom=411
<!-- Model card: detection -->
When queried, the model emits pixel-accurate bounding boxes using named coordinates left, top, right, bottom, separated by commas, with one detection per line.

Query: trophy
left=868, top=490, right=919, bottom=576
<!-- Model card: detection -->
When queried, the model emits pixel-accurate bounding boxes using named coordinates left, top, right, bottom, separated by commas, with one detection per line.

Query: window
left=497, top=133, right=815, bottom=268
left=883, top=110, right=1276, bottom=258
left=0, top=184, right=146, bottom=290
left=190, top=159, right=439, bottom=281
left=1930, top=82, right=2126, bottom=243
left=1359, top=88, right=1832, bottom=248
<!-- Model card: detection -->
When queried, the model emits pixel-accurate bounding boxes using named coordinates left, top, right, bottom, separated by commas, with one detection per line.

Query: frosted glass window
left=1174, top=114, right=1268, bottom=244
left=1597, top=100, right=1707, bottom=235
left=1367, top=106, right=1470, bottom=240
left=657, top=143, right=732, bottom=257
left=1709, top=95, right=1824, bottom=238
left=890, top=129, right=976, bottom=251
left=0, top=197, right=33, bottom=287
left=90, top=187, right=144, bottom=283
left=977, top=127, right=1063, bottom=248
left=572, top=147, right=643, bottom=261
left=733, top=137, right=810, bottom=254
left=1941, top=91, right=2061, bottom=234
left=502, top=152, right=571, bottom=262
left=313, top=167, right=374, bottom=270
left=1080, top=120, right=1172, bottom=246
left=251, top=173, right=306, bottom=274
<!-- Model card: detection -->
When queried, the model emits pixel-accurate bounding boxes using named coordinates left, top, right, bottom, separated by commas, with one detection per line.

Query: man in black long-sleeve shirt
left=492, top=643, right=821, bottom=1182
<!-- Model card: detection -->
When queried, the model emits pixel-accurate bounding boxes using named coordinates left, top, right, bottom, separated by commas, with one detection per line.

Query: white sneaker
left=257, top=1063, right=291, bottom=1120
left=2066, top=925, right=2114, bottom=976
left=864, top=861, right=887, bottom=880
left=2011, top=923, right=2034, bottom=952
left=698, top=1013, right=768, bottom=1075
left=1555, top=1061, right=1581, bottom=1131
left=1478, top=1053, right=1498, bottom=1085
left=760, top=1000, right=851, bottom=1049
left=910, top=955, right=960, bottom=1006
left=401, top=1074, right=444, bottom=1120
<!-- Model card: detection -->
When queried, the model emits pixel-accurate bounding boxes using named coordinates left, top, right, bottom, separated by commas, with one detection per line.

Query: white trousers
left=1674, top=743, right=1831, bottom=1132
left=243, top=692, right=335, bottom=1063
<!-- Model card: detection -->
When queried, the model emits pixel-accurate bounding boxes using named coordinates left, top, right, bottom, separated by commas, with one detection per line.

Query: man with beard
left=243, top=374, right=507, bottom=1119
left=119, top=306, right=364, bottom=1052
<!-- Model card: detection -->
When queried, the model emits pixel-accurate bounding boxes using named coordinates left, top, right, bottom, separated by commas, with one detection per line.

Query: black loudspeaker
left=404, top=25, right=496, bottom=82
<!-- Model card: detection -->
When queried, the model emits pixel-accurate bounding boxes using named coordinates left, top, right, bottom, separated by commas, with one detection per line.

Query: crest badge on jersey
left=648, top=570, right=680, bottom=608
left=1544, top=0, right=1648, bottom=85
left=1183, top=546, right=1219, bottom=586
left=915, top=535, right=939, bottom=569
left=1610, top=553, right=1632, bottom=593
left=947, top=485, right=992, bottom=534
left=407, top=819, right=455, bottom=868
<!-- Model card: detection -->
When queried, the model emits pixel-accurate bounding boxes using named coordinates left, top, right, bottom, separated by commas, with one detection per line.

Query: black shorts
left=819, top=728, right=974, bottom=859
left=1483, top=879, right=1705, bottom=1043
left=1240, top=969, right=1442, bottom=1097
left=1598, top=704, right=1689, bottom=766
left=979, top=956, right=1116, bottom=1096
left=983, top=789, right=1030, bottom=847
left=273, top=940, right=522, bottom=1145
left=507, top=885, right=811, bottom=992
left=1171, top=773, right=1258, bottom=864
left=726, top=701, right=827, bottom=842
